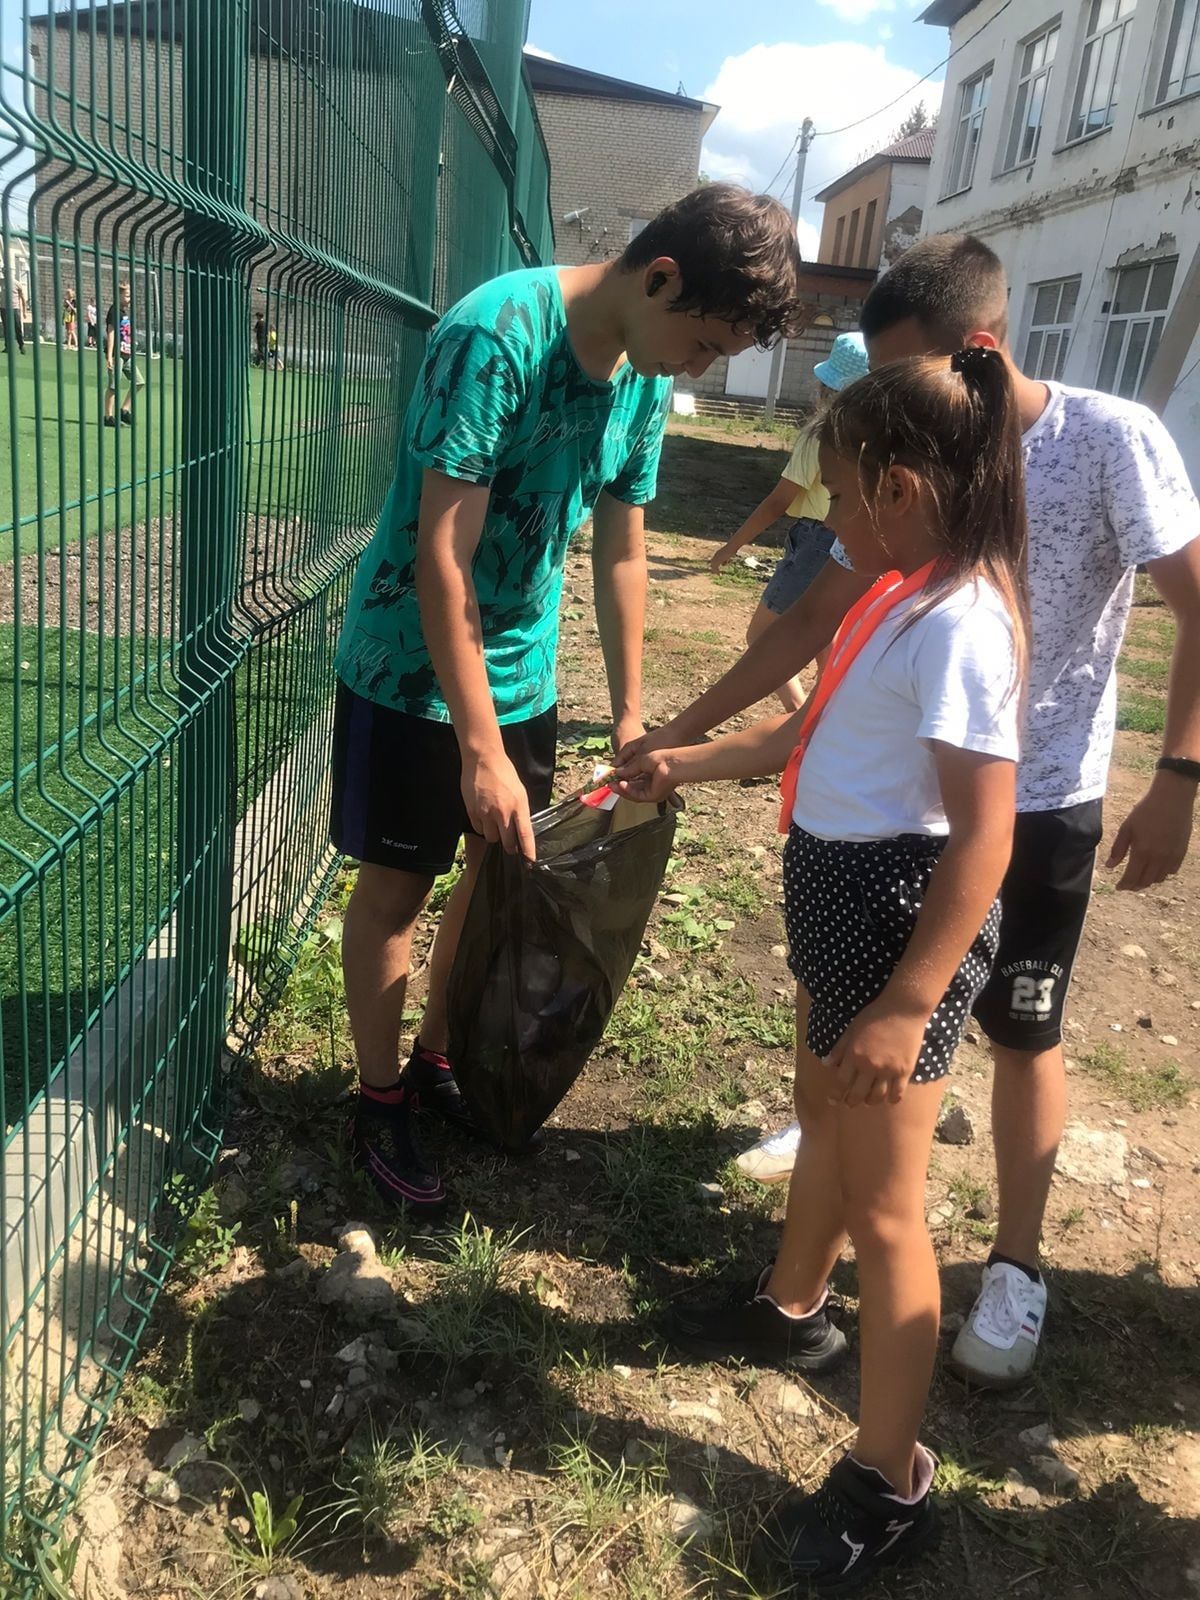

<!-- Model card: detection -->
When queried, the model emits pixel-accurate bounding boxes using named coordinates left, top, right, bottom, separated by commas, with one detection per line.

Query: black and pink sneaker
left=401, top=1044, right=546, bottom=1155
left=352, top=1080, right=446, bottom=1213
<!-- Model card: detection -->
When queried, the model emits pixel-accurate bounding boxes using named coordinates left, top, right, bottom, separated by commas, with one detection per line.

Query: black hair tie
left=951, top=346, right=994, bottom=375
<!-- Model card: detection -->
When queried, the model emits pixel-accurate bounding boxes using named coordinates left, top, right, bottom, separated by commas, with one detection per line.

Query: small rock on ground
left=667, top=1496, right=715, bottom=1545
left=143, top=1472, right=180, bottom=1506
left=254, top=1579, right=304, bottom=1600
left=1030, top=1454, right=1080, bottom=1495
left=668, top=1401, right=723, bottom=1427
left=1056, top=1123, right=1127, bottom=1187
left=777, top=1381, right=817, bottom=1416
left=936, top=1105, right=974, bottom=1145
left=1018, top=1422, right=1058, bottom=1453
left=163, top=1433, right=207, bottom=1472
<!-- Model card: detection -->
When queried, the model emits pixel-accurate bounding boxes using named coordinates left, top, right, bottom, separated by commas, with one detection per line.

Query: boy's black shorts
left=329, top=682, right=557, bottom=876
left=973, top=800, right=1104, bottom=1052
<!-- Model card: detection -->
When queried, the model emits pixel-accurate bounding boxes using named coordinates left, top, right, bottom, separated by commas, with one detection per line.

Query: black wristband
left=1156, top=755, right=1200, bottom=782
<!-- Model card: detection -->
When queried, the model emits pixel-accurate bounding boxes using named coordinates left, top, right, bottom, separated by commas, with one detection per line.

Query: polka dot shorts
left=783, top=825, right=1001, bottom=1083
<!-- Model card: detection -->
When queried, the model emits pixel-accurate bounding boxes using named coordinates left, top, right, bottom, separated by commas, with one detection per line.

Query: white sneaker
left=950, top=1261, right=1047, bottom=1388
left=735, top=1121, right=801, bottom=1185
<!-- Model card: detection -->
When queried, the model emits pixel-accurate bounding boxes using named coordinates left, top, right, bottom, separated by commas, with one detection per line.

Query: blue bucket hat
left=813, top=331, right=869, bottom=392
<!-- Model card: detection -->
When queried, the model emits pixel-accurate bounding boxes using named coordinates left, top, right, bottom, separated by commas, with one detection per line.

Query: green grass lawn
left=1, top=349, right=385, bottom=558
left=0, top=615, right=338, bottom=1113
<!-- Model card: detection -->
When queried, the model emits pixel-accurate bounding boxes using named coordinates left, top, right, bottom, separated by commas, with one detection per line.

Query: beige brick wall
left=532, top=90, right=706, bottom=265
left=26, top=17, right=438, bottom=342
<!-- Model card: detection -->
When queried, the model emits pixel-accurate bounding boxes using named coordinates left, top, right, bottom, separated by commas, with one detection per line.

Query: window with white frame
left=1096, top=259, right=1177, bottom=399
left=1004, top=23, right=1059, bottom=169
left=943, top=66, right=992, bottom=196
left=1023, top=277, right=1080, bottom=381
left=1070, top=0, right=1135, bottom=141
left=1157, top=0, right=1200, bottom=105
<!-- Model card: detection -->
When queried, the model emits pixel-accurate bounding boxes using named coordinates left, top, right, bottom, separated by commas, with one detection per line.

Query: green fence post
left=177, top=0, right=248, bottom=1161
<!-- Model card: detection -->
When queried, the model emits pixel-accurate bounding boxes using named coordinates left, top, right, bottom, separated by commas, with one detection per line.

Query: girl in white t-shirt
left=615, top=347, right=1028, bottom=1590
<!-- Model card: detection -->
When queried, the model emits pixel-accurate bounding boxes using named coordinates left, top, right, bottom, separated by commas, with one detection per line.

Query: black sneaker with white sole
left=754, top=1448, right=939, bottom=1594
left=669, top=1271, right=848, bottom=1372
left=352, top=1082, right=446, bottom=1213
left=400, top=1044, right=546, bottom=1156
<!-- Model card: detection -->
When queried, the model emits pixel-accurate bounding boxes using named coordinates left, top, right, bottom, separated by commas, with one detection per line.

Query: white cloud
left=523, top=43, right=560, bottom=60
left=817, top=0, right=895, bottom=20
left=700, top=41, right=942, bottom=258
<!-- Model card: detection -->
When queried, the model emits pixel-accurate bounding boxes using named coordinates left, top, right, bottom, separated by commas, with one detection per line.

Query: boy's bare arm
left=592, top=490, right=647, bottom=750
left=619, top=556, right=870, bottom=760
left=415, top=468, right=536, bottom=858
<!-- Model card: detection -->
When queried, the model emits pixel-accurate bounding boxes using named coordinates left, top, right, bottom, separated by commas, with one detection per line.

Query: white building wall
left=924, top=0, right=1200, bottom=484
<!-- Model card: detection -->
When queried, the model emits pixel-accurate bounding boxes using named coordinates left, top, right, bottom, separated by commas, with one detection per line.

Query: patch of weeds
left=402, top=1215, right=535, bottom=1370
left=1119, top=653, right=1169, bottom=688
left=560, top=723, right=613, bottom=758
left=1078, top=1041, right=1189, bottom=1110
left=661, top=890, right=729, bottom=953
left=1130, top=1420, right=1174, bottom=1447
left=1116, top=689, right=1165, bottom=735
left=713, top=561, right=768, bottom=592
left=718, top=1157, right=783, bottom=1220
left=597, top=1129, right=682, bottom=1227
left=3, top=1511, right=81, bottom=1600
left=177, top=1189, right=241, bottom=1280
left=427, top=1490, right=481, bottom=1542
left=727, top=998, right=793, bottom=1051
left=428, top=853, right=465, bottom=916
left=261, top=916, right=351, bottom=1064
left=714, top=863, right=769, bottom=919
left=330, top=1425, right=459, bottom=1552
left=1060, top=1205, right=1085, bottom=1230
left=226, top=1482, right=305, bottom=1577
left=948, top=1172, right=990, bottom=1214
left=550, top=1432, right=660, bottom=1537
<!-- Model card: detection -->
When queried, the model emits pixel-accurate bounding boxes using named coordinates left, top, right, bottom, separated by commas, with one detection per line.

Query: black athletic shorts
left=329, top=682, right=557, bottom=876
left=973, top=799, right=1104, bottom=1052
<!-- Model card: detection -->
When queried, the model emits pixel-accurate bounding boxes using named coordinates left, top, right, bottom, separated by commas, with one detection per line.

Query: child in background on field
left=86, top=300, right=97, bottom=348
left=709, top=331, right=868, bottom=711
left=616, top=347, right=1027, bottom=1589
left=63, top=289, right=78, bottom=349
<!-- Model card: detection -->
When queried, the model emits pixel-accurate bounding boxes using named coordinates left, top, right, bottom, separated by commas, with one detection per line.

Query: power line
left=814, top=0, right=1017, bottom=139
left=763, top=134, right=799, bottom=196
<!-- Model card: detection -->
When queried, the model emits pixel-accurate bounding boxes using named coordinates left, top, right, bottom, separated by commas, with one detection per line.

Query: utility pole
left=764, top=117, right=814, bottom=426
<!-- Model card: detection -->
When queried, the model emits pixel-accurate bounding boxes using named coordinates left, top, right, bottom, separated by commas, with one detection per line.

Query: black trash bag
left=447, top=787, right=679, bottom=1151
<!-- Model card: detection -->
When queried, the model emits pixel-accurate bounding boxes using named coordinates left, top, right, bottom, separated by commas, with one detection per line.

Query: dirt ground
left=72, top=419, right=1200, bottom=1599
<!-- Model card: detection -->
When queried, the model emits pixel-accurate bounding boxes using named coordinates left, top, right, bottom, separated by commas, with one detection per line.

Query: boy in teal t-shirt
left=331, top=184, right=804, bottom=1211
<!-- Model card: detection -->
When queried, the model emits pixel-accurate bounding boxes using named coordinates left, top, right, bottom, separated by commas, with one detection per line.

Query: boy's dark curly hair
left=620, top=183, right=806, bottom=347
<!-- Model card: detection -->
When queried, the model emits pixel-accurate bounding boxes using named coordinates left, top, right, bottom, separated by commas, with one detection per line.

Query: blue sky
left=527, top=0, right=948, bottom=254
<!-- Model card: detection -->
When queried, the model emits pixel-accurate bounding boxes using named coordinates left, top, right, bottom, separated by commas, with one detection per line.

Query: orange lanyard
left=777, top=560, right=937, bottom=834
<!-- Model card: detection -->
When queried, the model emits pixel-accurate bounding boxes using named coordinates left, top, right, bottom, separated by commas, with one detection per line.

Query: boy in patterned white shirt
left=618, top=233, right=1200, bottom=1388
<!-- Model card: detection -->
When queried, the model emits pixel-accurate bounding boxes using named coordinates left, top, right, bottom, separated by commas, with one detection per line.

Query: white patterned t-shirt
left=834, top=384, right=1200, bottom=812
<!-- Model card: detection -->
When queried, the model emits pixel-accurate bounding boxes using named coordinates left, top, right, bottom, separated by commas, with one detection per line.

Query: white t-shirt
left=832, top=384, right=1200, bottom=812
left=793, top=579, right=1020, bottom=843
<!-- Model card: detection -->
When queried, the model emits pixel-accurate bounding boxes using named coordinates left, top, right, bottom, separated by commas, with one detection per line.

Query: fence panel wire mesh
left=0, top=0, right=553, bottom=1576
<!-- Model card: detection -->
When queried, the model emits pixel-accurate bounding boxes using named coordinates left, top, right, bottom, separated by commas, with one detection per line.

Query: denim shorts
left=762, top=517, right=836, bottom=615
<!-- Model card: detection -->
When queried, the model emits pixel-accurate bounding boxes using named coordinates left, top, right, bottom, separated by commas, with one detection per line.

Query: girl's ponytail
left=944, top=345, right=1029, bottom=688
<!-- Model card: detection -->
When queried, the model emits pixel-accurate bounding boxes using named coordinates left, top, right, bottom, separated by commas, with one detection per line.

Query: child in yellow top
left=710, top=332, right=868, bottom=709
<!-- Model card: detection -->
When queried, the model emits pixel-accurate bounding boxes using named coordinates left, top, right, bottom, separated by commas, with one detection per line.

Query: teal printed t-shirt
left=334, top=267, right=672, bottom=723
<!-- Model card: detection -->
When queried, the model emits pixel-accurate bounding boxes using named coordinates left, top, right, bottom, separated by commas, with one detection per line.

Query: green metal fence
left=0, top=0, right=553, bottom=1578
